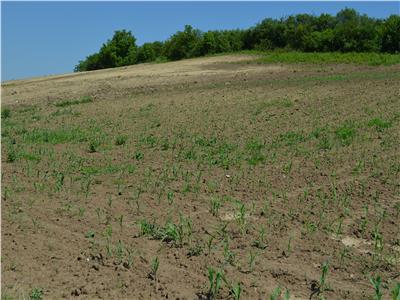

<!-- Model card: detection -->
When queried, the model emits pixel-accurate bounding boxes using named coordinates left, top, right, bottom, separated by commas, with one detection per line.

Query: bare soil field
left=1, top=54, right=400, bottom=299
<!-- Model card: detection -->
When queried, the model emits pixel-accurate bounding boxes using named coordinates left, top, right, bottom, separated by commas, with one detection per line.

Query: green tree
left=380, top=15, right=400, bottom=53
left=333, top=9, right=380, bottom=52
left=98, top=30, right=137, bottom=67
left=164, top=25, right=202, bottom=60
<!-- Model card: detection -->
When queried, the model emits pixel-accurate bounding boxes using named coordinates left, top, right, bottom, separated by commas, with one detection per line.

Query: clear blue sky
left=2, top=1, right=399, bottom=81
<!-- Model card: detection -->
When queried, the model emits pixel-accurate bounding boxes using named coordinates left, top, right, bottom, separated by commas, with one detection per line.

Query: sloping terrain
left=2, top=55, right=400, bottom=299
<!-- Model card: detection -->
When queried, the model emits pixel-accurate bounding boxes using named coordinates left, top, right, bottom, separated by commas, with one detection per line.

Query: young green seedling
left=370, top=275, right=382, bottom=300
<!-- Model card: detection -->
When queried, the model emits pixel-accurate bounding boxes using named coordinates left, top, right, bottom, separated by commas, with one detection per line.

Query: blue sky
left=2, top=1, right=399, bottom=81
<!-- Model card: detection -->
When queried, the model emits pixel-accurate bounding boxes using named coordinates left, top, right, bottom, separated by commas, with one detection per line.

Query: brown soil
left=2, top=55, right=400, bottom=299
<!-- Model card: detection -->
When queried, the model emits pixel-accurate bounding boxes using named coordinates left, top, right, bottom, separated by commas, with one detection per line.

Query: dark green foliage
left=335, top=122, right=356, bottom=146
left=23, top=128, right=87, bottom=144
left=6, top=147, right=17, bottom=163
left=88, top=139, right=100, bottom=153
left=134, top=151, right=144, bottom=160
left=75, top=9, right=399, bottom=72
left=54, top=96, right=92, bottom=107
left=75, top=30, right=137, bottom=71
left=29, top=288, right=44, bottom=300
left=2, top=107, right=11, bottom=119
left=137, top=41, right=164, bottom=63
left=380, top=15, right=400, bottom=53
left=259, top=51, right=400, bottom=65
left=368, top=118, right=392, bottom=132
left=246, top=139, right=265, bottom=166
left=115, top=135, right=128, bottom=146
left=164, top=25, right=202, bottom=60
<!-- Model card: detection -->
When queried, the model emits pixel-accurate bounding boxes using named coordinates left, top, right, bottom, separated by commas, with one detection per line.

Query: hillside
left=2, top=55, right=400, bottom=299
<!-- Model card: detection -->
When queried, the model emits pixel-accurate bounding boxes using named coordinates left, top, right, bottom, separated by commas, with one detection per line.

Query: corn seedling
left=231, top=283, right=242, bottom=300
left=167, top=191, right=174, bottom=205
left=207, top=235, right=214, bottom=255
left=118, top=215, right=124, bottom=230
left=252, top=226, right=267, bottom=249
left=284, top=289, right=291, bottom=300
left=115, top=240, right=125, bottom=264
left=236, top=202, right=247, bottom=234
left=78, top=207, right=85, bottom=218
left=210, top=197, right=221, bottom=217
left=270, top=287, right=281, bottom=300
left=104, top=225, right=113, bottom=257
left=149, top=256, right=160, bottom=281
left=107, top=195, right=113, bottom=208
left=207, top=267, right=223, bottom=299
left=286, top=235, right=293, bottom=256
left=248, top=250, right=258, bottom=272
left=391, top=283, right=400, bottom=300
left=370, top=276, right=383, bottom=300
left=320, top=261, right=329, bottom=292
left=223, top=238, right=235, bottom=265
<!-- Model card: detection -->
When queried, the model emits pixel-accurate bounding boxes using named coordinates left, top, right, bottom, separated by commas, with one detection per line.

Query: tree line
left=74, top=9, right=400, bottom=72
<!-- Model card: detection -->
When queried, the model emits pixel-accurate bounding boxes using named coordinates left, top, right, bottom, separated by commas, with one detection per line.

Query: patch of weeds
left=88, top=140, right=99, bottom=153
left=195, top=136, right=217, bottom=147
left=139, top=219, right=163, bottom=239
left=139, top=103, right=155, bottom=115
left=17, top=104, right=37, bottom=113
left=51, top=107, right=80, bottom=117
left=310, top=127, right=328, bottom=140
left=6, top=147, right=17, bottom=163
left=187, top=244, right=203, bottom=257
left=200, top=140, right=238, bottom=169
left=29, top=288, right=44, bottom=300
left=80, top=163, right=135, bottom=176
left=258, top=51, right=400, bottom=66
left=134, top=150, right=144, bottom=160
left=160, top=138, right=170, bottom=150
left=252, top=98, right=293, bottom=115
left=88, top=139, right=101, bottom=153
left=245, top=139, right=265, bottom=166
left=18, top=150, right=41, bottom=162
left=184, top=148, right=197, bottom=160
left=271, top=98, right=293, bottom=108
left=140, top=134, right=157, bottom=147
left=115, top=135, right=127, bottom=146
left=335, top=122, right=356, bottom=146
left=318, top=135, right=333, bottom=150
left=368, top=118, right=392, bottom=132
left=54, top=96, right=92, bottom=107
left=139, top=218, right=188, bottom=247
left=277, top=131, right=306, bottom=147
left=23, top=127, right=87, bottom=144
left=1, top=107, right=11, bottom=119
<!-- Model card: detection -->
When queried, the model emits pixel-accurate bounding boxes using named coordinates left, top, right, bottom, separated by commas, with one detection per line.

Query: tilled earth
left=2, top=55, right=400, bottom=299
